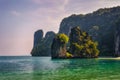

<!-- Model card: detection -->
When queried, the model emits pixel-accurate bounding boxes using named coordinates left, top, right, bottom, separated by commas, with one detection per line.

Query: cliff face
left=31, top=6, right=120, bottom=57
left=51, top=38, right=66, bottom=58
left=51, top=27, right=99, bottom=58
left=59, top=6, right=120, bottom=56
left=34, top=30, right=43, bottom=47
left=69, top=27, right=99, bottom=58
left=115, top=19, right=120, bottom=57
left=69, top=27, right=82, bottom=55
left=115, top=29, right=120, bottom=56
left=51, top=34, right=69, bottom=58
left=31, top=30, right=55, bottom=56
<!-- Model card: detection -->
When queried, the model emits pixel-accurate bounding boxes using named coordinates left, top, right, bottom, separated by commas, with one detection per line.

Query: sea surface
left=0, top=56, right=120, bottom=80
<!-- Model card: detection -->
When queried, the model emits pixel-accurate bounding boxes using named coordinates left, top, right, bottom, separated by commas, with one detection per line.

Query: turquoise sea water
left=0, top=56, right=120, bottom=80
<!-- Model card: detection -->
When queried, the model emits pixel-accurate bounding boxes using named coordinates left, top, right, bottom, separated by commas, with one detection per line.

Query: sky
left=0, top=0, right=120, bottom=56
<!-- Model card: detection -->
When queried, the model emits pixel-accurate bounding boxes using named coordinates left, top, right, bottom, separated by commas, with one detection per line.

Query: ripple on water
left=0, top=57, right=120, bottom=80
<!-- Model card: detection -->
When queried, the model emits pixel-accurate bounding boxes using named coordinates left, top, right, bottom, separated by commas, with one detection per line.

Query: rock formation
left=31, top=6, right=120, bottom=57
left=51, top=27, right=99, bottom=58
left=115, top=19, right=120, bottom=57
left=69, top=27, right=99, bottom=58
left=59, top=6, right=120, bottom=56
left=31, top=30, right=55, bottom=56
left=34, top=30, right=43, bottom=47
left=51, top=34, right=69, bottom=58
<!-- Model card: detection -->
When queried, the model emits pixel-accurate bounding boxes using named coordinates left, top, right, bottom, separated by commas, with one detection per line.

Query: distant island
left=31, top=6, right=120, bottom=58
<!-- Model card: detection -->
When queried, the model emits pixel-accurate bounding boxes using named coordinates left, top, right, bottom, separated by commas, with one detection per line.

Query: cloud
left=31, top=0, right=68, bottom=8
left=11, top=10, right=21, bottom=16
left=23, top=0, right=70, bottom=33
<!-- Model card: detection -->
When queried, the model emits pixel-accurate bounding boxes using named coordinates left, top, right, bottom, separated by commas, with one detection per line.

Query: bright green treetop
left=56, top=33, right=69, bottom=44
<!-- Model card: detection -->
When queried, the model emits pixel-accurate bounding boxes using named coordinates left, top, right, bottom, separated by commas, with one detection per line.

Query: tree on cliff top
left=56, top=33, right=69, bottom=44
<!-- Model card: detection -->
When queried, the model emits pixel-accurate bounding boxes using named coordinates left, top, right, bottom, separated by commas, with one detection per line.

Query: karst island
left=31, top=6, right=120, bottom=59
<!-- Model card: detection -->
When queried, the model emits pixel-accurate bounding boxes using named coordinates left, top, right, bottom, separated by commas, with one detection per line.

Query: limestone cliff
left=69, top=27, right=99, bottom=58
left=51, top=34, right=69, bottom=58
left=115, top=19, right=120, bottom=57
left=31, top=6, right=120, bottom=57
left=59, top=6, right=120, bottom=56
left=31, top=30, right=55, bottom=56
left=34, top=30, right=43, bottom=47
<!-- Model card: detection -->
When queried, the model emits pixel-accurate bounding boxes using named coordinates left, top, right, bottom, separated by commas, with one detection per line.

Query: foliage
left=56, top=33, right=69, bottom=44
left=32, top=6, right=120, bottom=57
left=59, top=6, right=120, bottom=56
left=66, top=52, right=73, bottom=58
left=69, top=27, right=99, bottom=58
left=51, top=33, right=69, bottom=58
left=72, top=43, right=84, bottom=51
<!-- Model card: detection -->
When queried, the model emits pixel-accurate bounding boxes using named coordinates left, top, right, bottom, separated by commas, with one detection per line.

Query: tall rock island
left=34, top=30, right=43, bottom=47
left=51, top=34, right=69, bottom=58
left=31, top=30, right=55, bottom=56
left=51, top=27, right=99, bottom=58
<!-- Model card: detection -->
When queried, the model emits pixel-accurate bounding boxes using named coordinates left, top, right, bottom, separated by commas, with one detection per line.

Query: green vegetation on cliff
left=31, top=6, right=120, bottom=57
left=59, top=6, right=120, bottom=56
left=51, top=33, right=69, bottom=58
left=56, top=33, right=69, bottom=44
left=69, top=27, right=99, bottom=58
left=51, top=27, right=99, bottom=58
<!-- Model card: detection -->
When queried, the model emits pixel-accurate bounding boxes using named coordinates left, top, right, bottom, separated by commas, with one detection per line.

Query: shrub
left=56, top=33, right=69, bottom=43
left=66, top=52, right=73, bottom=58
